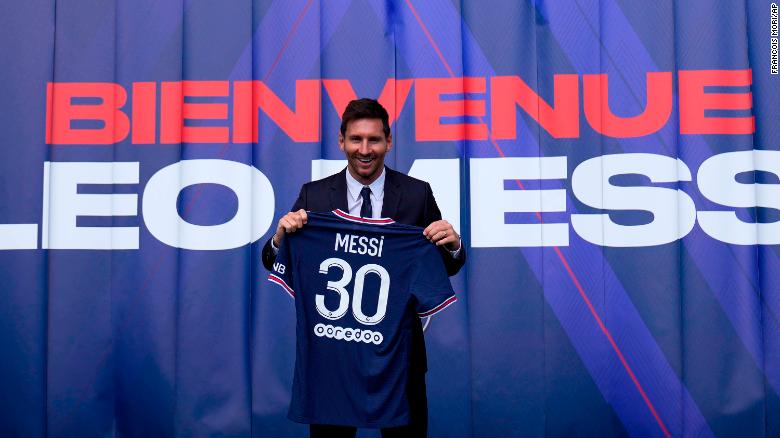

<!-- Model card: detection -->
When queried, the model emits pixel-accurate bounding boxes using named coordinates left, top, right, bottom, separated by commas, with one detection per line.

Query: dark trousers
left=309, top=371, right=428, bottom=438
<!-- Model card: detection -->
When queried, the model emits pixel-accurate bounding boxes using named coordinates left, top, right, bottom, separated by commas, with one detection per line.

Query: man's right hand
left=273, top=209, right=308, bottom=247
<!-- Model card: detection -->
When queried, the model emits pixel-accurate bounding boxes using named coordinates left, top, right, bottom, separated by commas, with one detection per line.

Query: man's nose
left=358, top=141, right=371, bottom=155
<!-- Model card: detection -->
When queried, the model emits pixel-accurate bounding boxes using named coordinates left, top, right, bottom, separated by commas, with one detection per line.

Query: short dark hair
left=340, top=98, right=391, bottom=138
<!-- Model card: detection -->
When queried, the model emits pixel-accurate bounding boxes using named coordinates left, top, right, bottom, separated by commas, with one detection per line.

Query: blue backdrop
left=1, top=0, right=779, bottom=436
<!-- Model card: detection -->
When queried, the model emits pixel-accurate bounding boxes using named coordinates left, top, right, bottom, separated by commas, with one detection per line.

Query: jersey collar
left=333, top=209, right=395, bottom=224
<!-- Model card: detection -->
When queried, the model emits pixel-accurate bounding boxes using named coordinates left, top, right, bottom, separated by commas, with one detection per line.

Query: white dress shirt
left=345, top=167, right=385, bottom=218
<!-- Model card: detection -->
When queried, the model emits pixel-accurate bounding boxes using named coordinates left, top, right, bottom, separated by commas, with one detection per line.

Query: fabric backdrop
left=1, top=0, right=779, bottom=436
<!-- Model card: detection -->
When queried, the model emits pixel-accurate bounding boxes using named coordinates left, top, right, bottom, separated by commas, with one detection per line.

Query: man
left=261, top=98, right=465, bottom=437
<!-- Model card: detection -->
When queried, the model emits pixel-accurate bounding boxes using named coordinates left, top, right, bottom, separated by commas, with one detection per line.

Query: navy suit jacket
left=261, top=166, right=465, bottom=372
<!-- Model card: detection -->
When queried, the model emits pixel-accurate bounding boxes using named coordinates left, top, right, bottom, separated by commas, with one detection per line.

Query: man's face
left=339, top=118, right=392, bottom=185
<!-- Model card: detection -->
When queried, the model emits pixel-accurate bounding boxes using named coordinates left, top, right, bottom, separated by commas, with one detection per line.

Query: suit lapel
left=329, top=168, right=349, bottom=212
left=381, top=167, right=402, bottom=219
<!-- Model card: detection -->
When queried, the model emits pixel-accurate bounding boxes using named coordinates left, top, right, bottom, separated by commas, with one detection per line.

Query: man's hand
left=423, top=219, right=461, bottom=251
left=273, top=209, right=308, bottom=246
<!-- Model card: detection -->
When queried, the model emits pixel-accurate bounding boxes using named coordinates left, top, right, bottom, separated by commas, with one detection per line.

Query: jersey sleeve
left=267, top=238, right=295, bottom=299
left=410, top=242, right=457, bottom=317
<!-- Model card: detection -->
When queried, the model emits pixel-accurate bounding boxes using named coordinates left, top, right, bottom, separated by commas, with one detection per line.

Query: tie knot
left=360, top=186, right=371, bottom=201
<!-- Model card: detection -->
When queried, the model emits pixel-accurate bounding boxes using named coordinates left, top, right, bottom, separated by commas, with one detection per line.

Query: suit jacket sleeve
left=423, top=182, right=466, bottom=277
left=261, top=185, right=308, bottom=271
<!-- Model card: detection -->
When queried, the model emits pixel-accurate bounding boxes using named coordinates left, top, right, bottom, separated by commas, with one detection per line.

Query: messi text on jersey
left=335, top=233, right=385, bottom=258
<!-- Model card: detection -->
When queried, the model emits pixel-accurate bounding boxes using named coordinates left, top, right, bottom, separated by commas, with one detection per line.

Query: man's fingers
left=281, top=218, right=294, bottom=232
left=277, top=210, right=309, bottom=236
left=279, top=216, right=298, bottom=233
left=424, top=221, right=444, bottom=238
left=429, top=228, right=449, bottom=243
left=274, top=211, right=309, bottom=245
left=425, top=227, right=443, bottom=239
left=434, top=231, right=453, bottom=245
left=425, top=219, right=444, bottom=235
left=435, top=234, right=454, bottom=246
left=290, top=210, right=307, bottom=229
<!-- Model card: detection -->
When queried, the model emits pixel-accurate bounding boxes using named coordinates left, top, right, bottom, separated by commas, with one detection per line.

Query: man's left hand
left=423, top=220, right=461, bottom=251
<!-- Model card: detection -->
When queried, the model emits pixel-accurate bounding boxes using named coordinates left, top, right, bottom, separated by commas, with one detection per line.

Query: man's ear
left=338, top=133, right=345, bottom=152
left=386, top=133, right=392, bottom=152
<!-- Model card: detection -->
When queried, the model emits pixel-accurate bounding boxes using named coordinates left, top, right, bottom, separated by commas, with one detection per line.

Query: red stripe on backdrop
left=403, top=1, right=671, bottom=436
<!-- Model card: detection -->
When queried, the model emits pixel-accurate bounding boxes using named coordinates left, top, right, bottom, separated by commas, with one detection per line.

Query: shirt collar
left=346, top=167, right=385, bottom=202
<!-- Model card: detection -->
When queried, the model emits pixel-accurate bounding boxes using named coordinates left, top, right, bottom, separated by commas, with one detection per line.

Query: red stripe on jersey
left=418, top=295, right=457, bottom=317
left=268, top=274, right=295, bottom=298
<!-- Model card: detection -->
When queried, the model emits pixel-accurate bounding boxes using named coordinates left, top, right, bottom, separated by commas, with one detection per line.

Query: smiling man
left=261, top=98, right=465, bottom=437
left=341, top=117, right=389, bottom=184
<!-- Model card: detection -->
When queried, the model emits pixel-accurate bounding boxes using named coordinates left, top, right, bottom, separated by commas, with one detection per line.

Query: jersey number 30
left=317, top=257, right=390, bottom=326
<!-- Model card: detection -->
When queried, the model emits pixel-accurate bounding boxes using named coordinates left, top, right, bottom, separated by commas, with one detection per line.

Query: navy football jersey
left=267, top=209, right=457, bottom=428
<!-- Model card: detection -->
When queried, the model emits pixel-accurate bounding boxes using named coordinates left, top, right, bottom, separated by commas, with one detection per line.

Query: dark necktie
left=359, top=186, right=373, bottom=218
